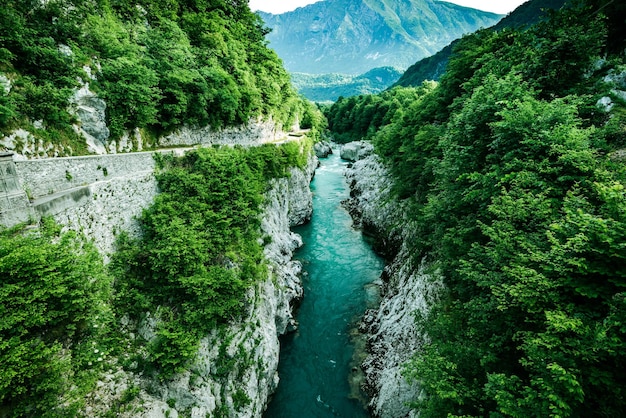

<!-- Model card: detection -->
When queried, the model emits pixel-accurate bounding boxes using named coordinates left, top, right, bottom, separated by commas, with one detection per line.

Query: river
left=264, top=151, right=384, bottom=417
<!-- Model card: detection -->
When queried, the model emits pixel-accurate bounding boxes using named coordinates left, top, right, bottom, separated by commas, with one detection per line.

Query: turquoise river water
left=264, top=151, right=384, bottom=418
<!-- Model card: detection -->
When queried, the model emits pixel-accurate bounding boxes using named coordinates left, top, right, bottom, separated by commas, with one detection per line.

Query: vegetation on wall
left=111, top=140, right=312, bottom=378
left=0, top=0, right=304, bottom=150
left=0, top=219, right=112, bottom=417
left=0, top=138, right=313, bottom=415
left=329, top=0, right=626, bottom=415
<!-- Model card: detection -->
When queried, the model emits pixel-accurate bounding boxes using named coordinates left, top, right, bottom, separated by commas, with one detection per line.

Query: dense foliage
left=291, top=67, right=403, bottom=103
left=0, top=139, right=313, bottom=415
left=0, top=0, right=302, bottom=150
left=392, top=0, right=569, bottom=88
left=0, top=219, right=111, bottom=417
left=330, top=1, right=626, bottom=415
left=111, top=140, right=312, bottom=378
left=325, top=83, right=436, bottom=144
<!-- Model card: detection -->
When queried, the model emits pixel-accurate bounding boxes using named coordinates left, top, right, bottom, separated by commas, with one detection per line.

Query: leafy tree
left=328, top=1, right=626, bottom=416
left=0, top=219, right=111, bottom=416
left=99, top=56, right=161, bottom=138
left=1, top=0, right=308, bottom=148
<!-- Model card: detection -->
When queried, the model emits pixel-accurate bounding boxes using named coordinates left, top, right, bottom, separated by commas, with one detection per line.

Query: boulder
left=597, top=96, right=614, bottom=112
left=340, top=141, right=373, bottom=162
left=70, top=84, right=110, bottom=152
left=314, top=140, right=333, bottom=158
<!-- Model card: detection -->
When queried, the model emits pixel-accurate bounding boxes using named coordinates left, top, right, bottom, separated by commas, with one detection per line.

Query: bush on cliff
left=0, top=218, right=112, bottom=417
left=0, top=138, right=313, bottom=415
left=111, top=140, right=312, bottom=378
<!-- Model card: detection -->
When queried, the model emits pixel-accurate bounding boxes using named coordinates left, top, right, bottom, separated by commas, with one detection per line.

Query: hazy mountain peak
left=258, top=0, right=502, bottom=74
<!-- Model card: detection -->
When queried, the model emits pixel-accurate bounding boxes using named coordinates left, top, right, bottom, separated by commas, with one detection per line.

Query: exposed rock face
left=597, top=67, right=626, bottom=113
left=0, top=128, right=71, bottom=160
left=0, top=74, right=11, bottom=93
left=314, top=140, right=333, bottom=158
left=47, top=169, right=158, bottom=260
left=16, top=134, right=316, bottom=416
left=129, top=153, right=315, bottom=418
left=344, top=153, right=443, bottom=418
left=340, top=141, right=372, bottom=162
left=110, top=153, right=317, bottom=418
left=287, top=156, right=317, bottom=226
left=259, top=0, right=502, bottom=75
left=159, top=118, right=283, bottom=148
left=70, top=84, right=110, bottom=154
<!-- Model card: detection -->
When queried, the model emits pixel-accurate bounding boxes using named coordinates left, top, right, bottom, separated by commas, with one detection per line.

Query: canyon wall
left=1, top=131, right=316, bottom=417
left=344, top=147, right=443, bottom=418
left=82, top=153, right=316, bottom=418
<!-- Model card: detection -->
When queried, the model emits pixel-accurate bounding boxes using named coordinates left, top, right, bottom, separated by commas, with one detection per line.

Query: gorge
left=265, top=150, right=384, bottom=417
left=3, top=0, right=626, bottom=417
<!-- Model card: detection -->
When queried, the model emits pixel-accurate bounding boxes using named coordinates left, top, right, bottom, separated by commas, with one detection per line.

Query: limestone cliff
left=22, top=142, right=317, bottom=417
left=344, top=147, right=442, bottom=418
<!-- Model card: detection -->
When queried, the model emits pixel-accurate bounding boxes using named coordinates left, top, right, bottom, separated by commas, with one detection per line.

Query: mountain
left=258, top=0, right=503, bottom=75
left=393, top=0, right=570, bottom=87
left=291, top=66, right=404, bottom=102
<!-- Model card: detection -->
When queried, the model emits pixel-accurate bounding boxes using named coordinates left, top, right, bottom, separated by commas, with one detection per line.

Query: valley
left=1, top=0, right=626, bottom=417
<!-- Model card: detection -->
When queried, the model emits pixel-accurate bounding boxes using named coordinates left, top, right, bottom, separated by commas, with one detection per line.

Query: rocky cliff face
left=344, top=147, right=442, bottom=418
left=100, top=154, right=317, bottom=418
left=259, top=0, right=502, bottom=75
left=36, top=140, right=317, bottom=417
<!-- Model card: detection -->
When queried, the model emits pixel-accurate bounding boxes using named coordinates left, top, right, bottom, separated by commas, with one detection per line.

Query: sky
left=248, top=0, right=529, bottom=15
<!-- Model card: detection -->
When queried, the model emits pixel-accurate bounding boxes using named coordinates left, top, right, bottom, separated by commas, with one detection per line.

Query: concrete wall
left=15, top=151, right=159, bottom=200
left=0, top=152, right=35, bottom=226
left=0, top=150, right=170, bottom=260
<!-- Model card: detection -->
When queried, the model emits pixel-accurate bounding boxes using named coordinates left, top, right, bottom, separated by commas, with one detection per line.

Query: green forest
left=328, top=0, right=626, bottom=416
left=0, top=0, right=308, bottom=152
left=291, top=66, right=404, bottom=103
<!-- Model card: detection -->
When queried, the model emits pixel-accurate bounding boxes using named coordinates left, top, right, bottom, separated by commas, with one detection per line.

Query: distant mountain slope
left=258, top=0, right=502, bottom=75
left=291, top=66, right=403, bottom=102
left=393, top=0, right=570, bottom=87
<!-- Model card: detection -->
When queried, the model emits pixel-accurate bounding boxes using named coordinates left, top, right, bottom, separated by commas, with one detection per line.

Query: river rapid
left=265, top=151, right=384, bottom=418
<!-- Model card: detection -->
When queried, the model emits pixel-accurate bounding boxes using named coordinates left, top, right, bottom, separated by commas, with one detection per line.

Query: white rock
left=56, top=147, right=318, bottom=417
left=597, top=96, right=614, bottom=112
left=345, top=154, right=444, bottom=418
left=612, top=89, right=626, bottom=103
left=70, top=84, right=110, bottom=146
left=340, top=141, right=373, bottom=162
left=0, top=74, right=11, bottom=94
left=604, top=68, right=626, bottom=90
left=58, top=44, right=73, bottom=56
left=159, top=118, right=281, bottom=147
left=314, top=140, right=333, bottom=158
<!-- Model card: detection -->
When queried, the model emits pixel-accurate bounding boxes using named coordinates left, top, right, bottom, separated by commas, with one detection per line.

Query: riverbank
left=265, top=150, right=384, bottom=417
left=343, top=145, right=443, bottom=418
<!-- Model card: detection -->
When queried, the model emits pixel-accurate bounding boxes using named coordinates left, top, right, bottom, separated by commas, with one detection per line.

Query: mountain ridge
left=392, top=0, right=571, bottom=87
left=258, top=0, right=502, bottom=75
